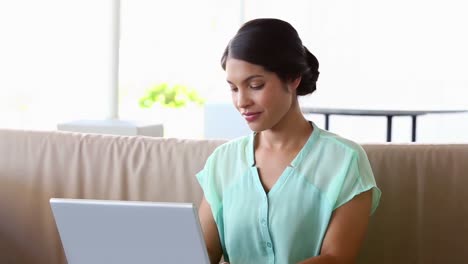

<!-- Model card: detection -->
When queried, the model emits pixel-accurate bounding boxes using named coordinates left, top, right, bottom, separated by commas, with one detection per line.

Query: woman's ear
left=287, top=76, right=302, bottom=92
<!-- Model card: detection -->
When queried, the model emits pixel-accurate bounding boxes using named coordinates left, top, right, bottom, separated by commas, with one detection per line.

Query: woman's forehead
left=225, top=58, right=269, bottom=82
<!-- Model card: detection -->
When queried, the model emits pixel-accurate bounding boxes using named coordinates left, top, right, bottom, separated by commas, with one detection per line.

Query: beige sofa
left=1, top=129, right=467, bottom=264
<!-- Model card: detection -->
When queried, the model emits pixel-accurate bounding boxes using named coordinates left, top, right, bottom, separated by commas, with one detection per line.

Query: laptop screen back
left=50, top=198, right=210, bottom=264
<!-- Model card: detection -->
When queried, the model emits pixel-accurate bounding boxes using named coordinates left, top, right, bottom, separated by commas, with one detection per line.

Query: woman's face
left=225, top=58, right=296, bottom=132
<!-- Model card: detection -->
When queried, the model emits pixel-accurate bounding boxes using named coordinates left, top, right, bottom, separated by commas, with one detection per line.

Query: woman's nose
left=236, top=90, right=252, bottom=109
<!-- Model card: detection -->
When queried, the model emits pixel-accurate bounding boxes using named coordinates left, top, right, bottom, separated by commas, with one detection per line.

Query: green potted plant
left=138, top=83, right=205, bottom=138
left=139, top=83, right=204, bottom=109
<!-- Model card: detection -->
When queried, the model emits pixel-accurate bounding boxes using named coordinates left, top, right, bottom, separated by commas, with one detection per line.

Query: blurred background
left=0, top=0, right=467, bottom=142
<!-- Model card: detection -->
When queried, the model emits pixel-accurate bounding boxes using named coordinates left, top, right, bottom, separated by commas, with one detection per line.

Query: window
left=1, top=1, right=467, bottom=141
left=0, top=0, right=115, bottom=130
left=117, top=0, right=241, bottom=138
left=243, top=0, right=468, bottom=142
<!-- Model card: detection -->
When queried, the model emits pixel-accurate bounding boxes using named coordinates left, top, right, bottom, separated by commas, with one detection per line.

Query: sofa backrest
left=0, top=129, right=224, bottom=264
left=1, top=129, right=467, bottom=264
left=360, top=144, right=468, bottom=264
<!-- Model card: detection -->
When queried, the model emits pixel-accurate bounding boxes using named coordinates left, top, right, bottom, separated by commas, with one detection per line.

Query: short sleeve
left=334, top=147, right=381, bottom=215
left=196, top=153, right=222, bottom=217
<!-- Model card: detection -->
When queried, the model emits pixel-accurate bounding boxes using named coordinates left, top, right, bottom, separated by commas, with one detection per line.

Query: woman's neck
left=256, top=101, right=313, bottom=151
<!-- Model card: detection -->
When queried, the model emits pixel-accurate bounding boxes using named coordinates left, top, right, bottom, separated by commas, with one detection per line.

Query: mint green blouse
left=196, top=122, right=381, bottom=264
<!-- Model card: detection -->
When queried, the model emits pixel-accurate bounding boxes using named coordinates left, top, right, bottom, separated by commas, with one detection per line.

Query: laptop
left=50, top=198, right=210, bottom=264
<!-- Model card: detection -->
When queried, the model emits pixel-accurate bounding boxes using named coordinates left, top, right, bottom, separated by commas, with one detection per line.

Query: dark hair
left=221, top=18, right=319, bottom=96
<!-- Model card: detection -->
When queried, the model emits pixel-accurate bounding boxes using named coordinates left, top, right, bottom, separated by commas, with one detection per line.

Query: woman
left=197, top=18, right=381, bottom=264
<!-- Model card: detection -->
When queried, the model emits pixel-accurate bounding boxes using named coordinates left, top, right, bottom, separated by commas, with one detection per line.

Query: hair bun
left=295, top=46, right=319, bottom=95
left=303, top=46, right=320, bottom=82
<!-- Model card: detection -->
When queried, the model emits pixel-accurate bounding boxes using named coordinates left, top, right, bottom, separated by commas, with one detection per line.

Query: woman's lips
left=243, top=112, right=262, bottom=122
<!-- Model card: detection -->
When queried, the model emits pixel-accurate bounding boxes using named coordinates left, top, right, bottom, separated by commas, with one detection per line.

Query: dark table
left=301, top=107, right=467, bottom=142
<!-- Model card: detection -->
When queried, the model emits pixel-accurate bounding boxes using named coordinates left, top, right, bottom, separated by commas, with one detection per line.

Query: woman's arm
left=298, top=190, right=373, bottom=264
left=199, top=196, right=223, bottom=264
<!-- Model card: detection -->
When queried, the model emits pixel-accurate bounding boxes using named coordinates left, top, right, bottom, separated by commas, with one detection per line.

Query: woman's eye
left=250, top=84, right=264, bottom=90
left=230, top=86, right=238, bottom=92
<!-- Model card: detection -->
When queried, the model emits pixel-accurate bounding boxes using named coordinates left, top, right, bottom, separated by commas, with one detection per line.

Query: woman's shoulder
left=199, top=134, right=253, bottom=190
left=314, top=126, right=367, bottom=157
left=207, top=133, right=253, bottom=164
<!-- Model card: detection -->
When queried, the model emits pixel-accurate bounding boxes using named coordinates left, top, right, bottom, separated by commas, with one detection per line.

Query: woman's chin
left=246, top=122, right=266, bottom=133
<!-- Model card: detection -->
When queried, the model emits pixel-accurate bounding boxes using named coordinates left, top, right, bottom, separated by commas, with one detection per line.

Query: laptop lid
left=50, top=198, right=210, bottom=264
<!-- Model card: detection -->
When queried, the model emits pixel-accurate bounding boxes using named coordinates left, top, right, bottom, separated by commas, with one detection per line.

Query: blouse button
left=266, top=242, right=272, bottom=248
